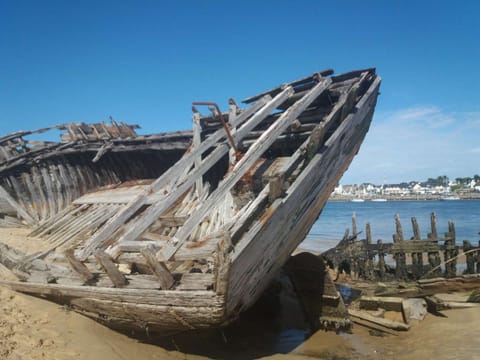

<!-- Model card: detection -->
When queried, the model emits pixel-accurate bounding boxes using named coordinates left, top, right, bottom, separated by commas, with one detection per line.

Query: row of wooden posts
left=329, top=212, right=480, bottom=280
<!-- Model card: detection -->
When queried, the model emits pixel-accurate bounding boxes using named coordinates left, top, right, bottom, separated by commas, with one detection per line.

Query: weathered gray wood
left=348, top=309, right=409, bottom=331
left=110, top=89, right=294, bottom=253
left=31, top=166, right=50, bottom=220
left=94, top=250, right=127, bottom=288
left=0, top=184, right=36, bottom=225
left=0, top=280, right=222, bottom=306
left=0, top=216, right=25, bottom=228
left=359, top=296, right=404, bottom=312
left=174, top=235, right=221, bottom=261
left=64, top=248, right=95, bottom=282
left=140, top=245, right=174, bottom=289
left=242, top=69, right=333, bottom=104
left=32, top=204, right=89, bottom=238
left=8, top=175, right=37, bottom=221
left=49, top=164, right=64, bottom=212
left=176, top=273, right=215, bottom=291
left=0, top=196, right=16, bottom=216
left=0, top=263, right=20, bottom=281
left=108, top=240, right=163, bottom=257
left=40, top=166, right=56, bottom=217
left=192, top=111, right=204, bottom=197
left=160, top=78, right=331, bottom=261
left=411, top=217, right=421, bottom=240
left=227, top=76, right=380, bottom=314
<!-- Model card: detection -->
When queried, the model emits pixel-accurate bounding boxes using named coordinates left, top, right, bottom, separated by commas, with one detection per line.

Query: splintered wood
left=0, top=68, right=381, bottom=334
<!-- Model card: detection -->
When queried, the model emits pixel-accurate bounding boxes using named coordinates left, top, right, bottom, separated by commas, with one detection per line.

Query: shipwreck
left=0, top=68, right=380, bottom=334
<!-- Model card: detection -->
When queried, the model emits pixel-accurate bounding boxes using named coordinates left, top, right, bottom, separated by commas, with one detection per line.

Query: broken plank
left=112, top=87, right=295, bottom=248
left=176, top=273, right=215, bottom=291
left=160, top=78, right=331, bottom=261
left=63, top=248, right=95, bottom=283
left=140, top=245, right=174, bottom=289
left=94, top=250, right=127, bottom=288
left=0, top=184, right=35, bottom=225
left=348, top=309, right=410, bottom=331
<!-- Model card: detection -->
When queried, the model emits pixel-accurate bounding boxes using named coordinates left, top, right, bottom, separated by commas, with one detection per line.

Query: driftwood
left=348, top=308, right=410, bottom=332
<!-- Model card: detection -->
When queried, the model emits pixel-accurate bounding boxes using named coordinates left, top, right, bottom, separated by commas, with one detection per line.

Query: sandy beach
left=1, top=283, right=479, bottom=360
left=1, top=227, right=479, bottom=359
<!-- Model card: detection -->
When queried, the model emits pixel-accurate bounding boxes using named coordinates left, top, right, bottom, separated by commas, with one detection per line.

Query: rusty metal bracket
left=192, top=101, right=239, bottom=157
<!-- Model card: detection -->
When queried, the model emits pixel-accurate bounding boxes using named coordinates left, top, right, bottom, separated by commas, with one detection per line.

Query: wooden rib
left=160, top=78, right=331, bottom=260
left=21, top=172, right=44, bottom=221
left=49, top=163, right=65, bottom=212
left=8, top=175, right=37, bottom=221
left=40, top=166, right=57, bottom=217
left=140, top=245, right=174, bottom=289
left=115, top=88, right=294, bottom=250
left=32, top=167, right=50, bottom=220
left=64, top=248, right=95, bottom=282
left=33, top=204, right=89, bottom=238
left=0, top=184, right=36, bottom=226
left=76, top=93, right=288, bottom=260
left=94, top=250, right=127, bottom=288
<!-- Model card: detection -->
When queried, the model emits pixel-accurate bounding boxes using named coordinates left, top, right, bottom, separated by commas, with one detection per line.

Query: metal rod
left=192, top=101, right=238, bottom=154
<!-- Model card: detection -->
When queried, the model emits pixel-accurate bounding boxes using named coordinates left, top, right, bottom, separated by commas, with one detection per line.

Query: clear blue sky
left=1, top=1, right=479, bottom=184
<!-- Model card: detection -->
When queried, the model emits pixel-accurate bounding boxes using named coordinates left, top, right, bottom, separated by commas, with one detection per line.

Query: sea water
left=301, top=200, right=480, bottom=253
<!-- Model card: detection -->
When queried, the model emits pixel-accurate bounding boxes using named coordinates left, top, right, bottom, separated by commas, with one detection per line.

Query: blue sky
left=1, top=1, right=479, bottom=184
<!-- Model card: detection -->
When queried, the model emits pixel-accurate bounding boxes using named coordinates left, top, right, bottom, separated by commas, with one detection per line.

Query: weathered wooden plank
left=176, top=273, right=215, bottom=291
left=8, top=175, right=38, bottom=221
left=174, top=235, right=221, bottom=261
left=49, top=163, right=65, bottom=212
left=108, top=87, right=294, bottom=249
left=359, top=296, right=404, bottom=312
left=47, top=204, right=102, bottom=244
left=242, top=68, right=333, bottom=104
left=107, top=240, right=163, bottom=257
left=57, top=163, right=74, bottom=205
left=72, top=94, right=285, bottom=260
left=31, top=166, right=50, bottom=220
left=140, top=245, right=174, bottom=289
left=0, top=184, right=36, bottom=225
left=64, top=248, right=95, bottom=282
left=40, top=166, right=57, bottom=217
left=349, top=309, right=409, bottom=331
left=94, top=250, right=127, bottom=288
left=0, top=280, right=223, bottom=307
left=0, top=196, right=16, bottom=216
left=69, top=297, right=225, bottom=331
left=54, top=205, right=121, bottom=251
left=226, top=76, right=380, bottom=314
left=160, top=78, right=331, bottom=261
left=32, top=204, right=89, bottom=238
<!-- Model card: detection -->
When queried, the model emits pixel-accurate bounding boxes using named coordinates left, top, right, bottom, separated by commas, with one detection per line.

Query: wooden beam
left=140, top=245, right=174, bottom=289
left=348, top=309, right=409, bottom=331
left=64, top=248, right=95, bottom=283
left=111, top=87, right=294, bottom=248
left=94, top=250, right=127, bottom=288
left=0, top=184, right=36, bottom=226
left=159, top=77, right=332, bottom=261
left=77, top=95, right=274, bottom=260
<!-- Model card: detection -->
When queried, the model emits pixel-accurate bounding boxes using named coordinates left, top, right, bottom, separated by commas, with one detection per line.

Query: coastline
left=329, top=193, right=480, bottom=202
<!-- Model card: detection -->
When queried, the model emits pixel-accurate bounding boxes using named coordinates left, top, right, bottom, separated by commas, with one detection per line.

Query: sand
left=1, top=227, right=479, bottom=359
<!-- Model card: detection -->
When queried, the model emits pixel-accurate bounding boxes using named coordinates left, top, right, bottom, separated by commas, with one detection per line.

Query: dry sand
left=1, top=227, right=479, bottom=359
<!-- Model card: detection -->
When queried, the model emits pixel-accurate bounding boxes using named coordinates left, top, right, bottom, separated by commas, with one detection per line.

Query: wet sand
left=0, top=227, right=479, bottom=359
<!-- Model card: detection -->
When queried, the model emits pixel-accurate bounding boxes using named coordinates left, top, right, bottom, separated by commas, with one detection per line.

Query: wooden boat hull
left=0, top=68, right=380, bottom=334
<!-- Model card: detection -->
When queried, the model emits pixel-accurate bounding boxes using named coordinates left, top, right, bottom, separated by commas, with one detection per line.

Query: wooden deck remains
left=323, top=212, right=480, bottom=281
left=0, top=68, right=381, bottom=334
